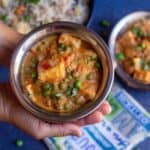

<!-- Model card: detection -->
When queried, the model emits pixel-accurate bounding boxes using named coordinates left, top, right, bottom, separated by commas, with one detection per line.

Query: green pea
left=15, top=140, right=23, bottom=147
left=74, top=79, right=82, bottom=89
left=99, top=20, right=110, bottom=28
left=137, top=43, right=146, bottom=51
left=24, top=15, right=31, bottom=22
left=23, top=0, right=40, bottom=5
left=42, top=83, right=52, bottom=90
left=1, top=15, right=9, bottom=22
left=115, top=53, right=125, bottom=61
left=31, top=72, right=37, bottom=79
left=58, top=43, right=67, bottom=51
left=131, top=27, right=144, bottom=37
left=95, top=61, right=102, bottom=70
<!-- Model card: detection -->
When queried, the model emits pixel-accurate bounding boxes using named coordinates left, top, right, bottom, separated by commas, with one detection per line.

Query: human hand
left=0, top=83, right=111, bottom=139
left=0, top=23, right=111, bottom=139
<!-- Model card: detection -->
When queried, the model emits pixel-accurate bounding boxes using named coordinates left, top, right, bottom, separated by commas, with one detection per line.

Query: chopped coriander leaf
left=74, top=79, right=82, bottom=89
left=42, top=83, right=53, bottom=91
left=24, top=15, right=31, bottom=22
left=116, top=53, right=125, bottom=61
left=99, top=20, right=110, bottom=28
left=131, top=27, right=144, bottom=37
left=1, top=15, right=8, bottom=22
left=58, top=43, right=67, bottom=51
left=15, top=140, right=23, bottom=147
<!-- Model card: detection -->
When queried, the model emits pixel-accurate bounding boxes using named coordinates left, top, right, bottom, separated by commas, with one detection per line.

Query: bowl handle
left=0, top=22, right=22, bottom=66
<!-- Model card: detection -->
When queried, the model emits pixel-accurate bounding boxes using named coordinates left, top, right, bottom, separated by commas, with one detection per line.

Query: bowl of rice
left=0, top=0, right=91, bottom=34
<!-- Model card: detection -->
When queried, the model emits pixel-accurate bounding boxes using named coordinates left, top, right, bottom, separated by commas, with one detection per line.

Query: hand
left=0, top=23, right=112, bottom=139
left=0, top=83, right=111, bottom=139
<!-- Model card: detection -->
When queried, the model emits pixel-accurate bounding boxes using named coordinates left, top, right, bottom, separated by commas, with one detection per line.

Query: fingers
left=75, top=111, right=103, bottom=126
left=74, top=101, right=111, bottom=126
left=98, top=101, right=112, bottom=115
left=36, top=122, right=82, bottom=139
left=10, top=102, right=82, bottom=139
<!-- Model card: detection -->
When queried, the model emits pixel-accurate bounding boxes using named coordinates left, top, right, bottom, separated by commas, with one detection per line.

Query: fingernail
left=71, top=129, right=82, bottom=137
left=108, top=105, right=112, bottom=114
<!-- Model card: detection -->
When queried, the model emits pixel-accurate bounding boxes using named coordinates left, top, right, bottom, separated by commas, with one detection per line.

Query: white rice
left=0, top=0, right=90, bottom=34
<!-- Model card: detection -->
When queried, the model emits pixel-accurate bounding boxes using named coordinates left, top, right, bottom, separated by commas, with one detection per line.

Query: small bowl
left=10, top=22, right=114, bottom=122
left=109, top=11, right=150, bottom=90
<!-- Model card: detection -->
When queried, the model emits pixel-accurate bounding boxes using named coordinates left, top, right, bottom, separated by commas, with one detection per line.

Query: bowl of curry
left=109, top=11, right=150, bottom=90
left=10, top=22, right=114, bottom=122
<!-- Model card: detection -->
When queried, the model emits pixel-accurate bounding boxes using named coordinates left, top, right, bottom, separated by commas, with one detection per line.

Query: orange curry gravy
left=21, top=33, right=102, bottom=112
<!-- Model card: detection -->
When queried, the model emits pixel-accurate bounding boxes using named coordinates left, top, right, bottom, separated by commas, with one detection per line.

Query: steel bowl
left=10, top=22, right=114, bottom=122
left=109, top=11, right=150, bottom=90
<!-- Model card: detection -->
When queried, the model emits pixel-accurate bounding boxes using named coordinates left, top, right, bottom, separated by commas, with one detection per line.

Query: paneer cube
left=80, top=82, right=96, bottom=99
left=59, top=33, right=81, bottom=49
left=118, top=31, right=136, bottom=48
left=15, top=21, right=31, bottom=34
left=133, top=58, right=141, bottom=70
left=38, top=62, right=66, bottom=82
left=133, top=70, right=150, bottom=84
left=26, top=84, right=36, bottom=102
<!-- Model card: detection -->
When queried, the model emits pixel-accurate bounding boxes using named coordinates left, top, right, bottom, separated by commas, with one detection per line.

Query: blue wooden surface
left=0, top=0, right=150, bottom=149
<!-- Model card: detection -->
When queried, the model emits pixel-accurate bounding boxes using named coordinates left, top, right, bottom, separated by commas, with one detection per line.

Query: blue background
left=0, top=0, right=150, bottom=149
